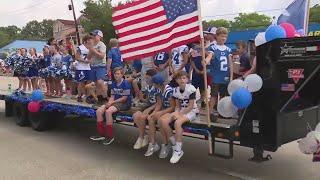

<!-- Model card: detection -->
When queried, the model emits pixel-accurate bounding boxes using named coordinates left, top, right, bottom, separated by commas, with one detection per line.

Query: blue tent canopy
left=0, top=40, right=47, bottom=54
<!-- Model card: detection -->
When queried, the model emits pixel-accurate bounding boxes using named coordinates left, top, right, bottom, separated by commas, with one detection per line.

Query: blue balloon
left=231, top=88, right=252, bottom=109
left=265, top=25, right=286, bottom=42
left=31, top=90, right=44, bottom=101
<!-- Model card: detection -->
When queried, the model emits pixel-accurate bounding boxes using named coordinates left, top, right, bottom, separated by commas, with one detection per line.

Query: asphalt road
left=0, top=77, right=319, bottom=180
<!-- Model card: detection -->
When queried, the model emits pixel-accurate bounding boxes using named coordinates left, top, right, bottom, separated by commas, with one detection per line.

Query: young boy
left=75, top=35, right=94, bottom=102
left=153, top=79, right=175, bottom=159
left=170, top=45, right=189, bottom=75
left=159, top=71, right=198, bottom=163
left=106, top=38, right=124, bottom=78
left=205, top=27, right=233, bottom=120
left=91, top=67, right=132, bottom=145
left=154, top=51, right=170, bottom=84
left=133, top=69, right=159, bottom=151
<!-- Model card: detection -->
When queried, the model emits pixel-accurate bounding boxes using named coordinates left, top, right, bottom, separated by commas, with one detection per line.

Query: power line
left=203, top=8, right=284, bottom=19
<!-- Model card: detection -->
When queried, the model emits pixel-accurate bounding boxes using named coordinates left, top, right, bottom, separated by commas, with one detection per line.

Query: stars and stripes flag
left=277, top=0, right=309, bottom=33
left=112, top=0, right=200, bottom=60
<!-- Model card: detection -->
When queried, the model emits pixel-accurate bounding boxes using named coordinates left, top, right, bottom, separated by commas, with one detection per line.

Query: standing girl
left=28, top=48, right=39, bottom=90
left=60, top=45, right=74, bottom=96
left=50, top=45, right=63, bottom=97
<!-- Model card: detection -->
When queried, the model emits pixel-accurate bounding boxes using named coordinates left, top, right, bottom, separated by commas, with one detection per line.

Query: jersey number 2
left=220, top=56, right=228, bottom=71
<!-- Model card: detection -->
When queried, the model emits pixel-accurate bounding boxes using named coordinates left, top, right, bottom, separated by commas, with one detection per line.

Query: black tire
left=13, top=102, right=29, bottom=126
left=29, top=112, right=48, bottom=131
left=29, top=111, right=65, bottom=131
left=5, top=100, right=14, bottom=117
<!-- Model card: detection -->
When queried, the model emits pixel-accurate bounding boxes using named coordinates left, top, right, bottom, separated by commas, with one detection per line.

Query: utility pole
left=69, top=0, right=81, bottom=45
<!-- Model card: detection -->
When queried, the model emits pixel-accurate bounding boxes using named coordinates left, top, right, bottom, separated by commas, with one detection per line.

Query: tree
left=80, top=0, right=115, bottom=46
left=0, top=25, right=21, bottom=37
left=309, top=4, right=320, bottom=23
left=20, top=19, right=54, bottom=40
left=0, top=31, right=11, bottom=48
left=230, top=13, right=272, bottom=30
left=206, top=19, right=231, bottom=29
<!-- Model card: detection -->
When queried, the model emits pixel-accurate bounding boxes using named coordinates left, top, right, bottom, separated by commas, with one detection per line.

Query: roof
left=0, top=40, right=47, bottom=53
left=56, top=19, right=75, bottom=26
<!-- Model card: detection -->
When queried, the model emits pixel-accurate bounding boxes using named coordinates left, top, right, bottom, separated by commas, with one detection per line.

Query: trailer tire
left=29, top=112, right=48, bottom=131
left=13, top=102, right=29, bottom=126
left=5, top=100, right=14, bottom=117
left=29, top=111, right=65, bottom=131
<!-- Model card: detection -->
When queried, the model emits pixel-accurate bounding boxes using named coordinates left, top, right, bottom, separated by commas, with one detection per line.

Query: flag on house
left=112, top=0, right=200, bottom=60
left=277, top=0, right=309, bottom=33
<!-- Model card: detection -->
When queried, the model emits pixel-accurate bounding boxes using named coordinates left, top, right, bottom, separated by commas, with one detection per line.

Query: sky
left=0, top=0, right=318, bottom=27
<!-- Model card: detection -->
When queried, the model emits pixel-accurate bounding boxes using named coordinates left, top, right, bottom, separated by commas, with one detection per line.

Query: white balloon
left=217, top=96, right=238, bottom=118
left=227, top=79, right=248, bottom=95
left=315, top=123, right=320, bottom=140
left=255, top=32, right=267, bottom=47
left=244, top=74, right=263, bottom=92
left=299, top=131, right=319, bottom=154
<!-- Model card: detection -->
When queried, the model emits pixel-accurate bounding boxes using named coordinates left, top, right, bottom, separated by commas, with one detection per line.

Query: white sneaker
left=170, top=150, right=184, bottom=164
left=144, top=143, right=160, bottom=157
left=142, top=135, right=149, bottom=147
left=159, top=144, right=170, bottom=159
left=133, top=137, right=143, bottom=150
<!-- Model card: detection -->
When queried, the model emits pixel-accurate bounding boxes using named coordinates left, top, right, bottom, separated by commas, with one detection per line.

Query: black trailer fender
left=5, top=99, right=14, bottom=117
left=29, top=111, right=65, bottom=131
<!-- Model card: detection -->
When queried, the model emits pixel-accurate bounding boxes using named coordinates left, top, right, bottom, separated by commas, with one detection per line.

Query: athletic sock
left=97, top=121, right=105, bottom=136
left=106, top=125, right=113, bottom=138
left=175, top=142, right=182, bottom=152
left=169, top=136, right=176, bottom=146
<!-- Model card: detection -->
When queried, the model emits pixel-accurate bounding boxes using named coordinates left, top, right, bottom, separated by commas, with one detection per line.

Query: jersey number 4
left=173, top=53, right=180, bottom=65
left=220, top=56, right=228, bottom=71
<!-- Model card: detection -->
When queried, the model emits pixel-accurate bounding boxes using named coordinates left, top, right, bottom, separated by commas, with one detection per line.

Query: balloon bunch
left=27, top=90, right=44, bottom=113
left=298, top=123, right=320, bottom=162
left=217, top=74, right=263, bottom=118
left=254, top=23, right=305, bottom=47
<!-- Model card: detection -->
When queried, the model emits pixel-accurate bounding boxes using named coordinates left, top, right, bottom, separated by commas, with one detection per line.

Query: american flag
left=281, top=84, right=295, bottom=92
left=112, top=0, right=200, bottom=60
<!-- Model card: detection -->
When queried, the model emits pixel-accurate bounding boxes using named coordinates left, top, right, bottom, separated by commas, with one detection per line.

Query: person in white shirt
left=170, top=45, right=189, bottom=75
left=74, top=35, right=94, bottom=102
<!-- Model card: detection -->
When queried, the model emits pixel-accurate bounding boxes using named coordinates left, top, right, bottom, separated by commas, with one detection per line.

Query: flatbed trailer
left=1, top=36, right=320, bottom=162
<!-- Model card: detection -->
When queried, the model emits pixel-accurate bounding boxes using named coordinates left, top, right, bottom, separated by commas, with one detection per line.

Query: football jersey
left=208, top=44, right=232, bottom=84
left=111, top=79, right=132, bottom=107
left=76, top=45, right=90, bottom=70
left=145, top=85, right=161, bottom=105
left=171, top=45, right=189, bottom=71
left=162, top=85, right=174, bottom=108
left=172, top=84, right=197, bottom=109
left=154, top=52, right=170, bottom=67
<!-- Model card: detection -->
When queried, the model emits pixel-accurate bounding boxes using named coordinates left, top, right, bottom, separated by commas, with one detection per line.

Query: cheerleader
left=19, top=48, right=31, bottom=91
left=50, top=45, right=63, bottom=97
left=39, top=46, right=52, bottom=95
left=28, top=48, right=39, bottom=90
left=60, top=45, right=74, bottom=96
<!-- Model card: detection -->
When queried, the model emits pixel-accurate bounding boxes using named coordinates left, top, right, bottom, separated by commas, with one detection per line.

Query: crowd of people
left=5, top=26, right=256, bottom=164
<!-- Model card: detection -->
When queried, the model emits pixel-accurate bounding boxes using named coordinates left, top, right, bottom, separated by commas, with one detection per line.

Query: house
left=0, top=40, right=47, bottom=54
left=53, top=15, right=86, bottom=45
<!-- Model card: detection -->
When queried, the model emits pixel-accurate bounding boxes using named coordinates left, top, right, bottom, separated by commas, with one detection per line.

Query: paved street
left=0, top=77, right=319, bottom=180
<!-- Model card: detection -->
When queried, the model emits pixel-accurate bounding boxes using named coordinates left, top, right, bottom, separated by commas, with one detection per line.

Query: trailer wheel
left=5, top=100, right=14, bottom=117
left=29, top=111, right=65, bottom=131
left=29, top=112, right=48, bottom=131
left=13, top=102, right=29, bottom=126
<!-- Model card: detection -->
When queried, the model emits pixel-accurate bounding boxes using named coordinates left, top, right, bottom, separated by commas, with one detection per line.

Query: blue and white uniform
left=172, top=84, right=198, bottom=121
left=145, top=85, right=161, bottom=105
left=111, top=79, right=132, bottom=110
left=208, top=44, right=232, bottom=84
left=154, top=51, right=170, bottom=83
left=75, top=44, right=91, bottom=82
left=162, top=85, right=173, bottom=108
left=171, top=45, right=189, bottom=72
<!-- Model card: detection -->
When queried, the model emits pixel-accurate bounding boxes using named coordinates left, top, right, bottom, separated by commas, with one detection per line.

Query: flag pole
left=304, top=0, right=311, bottom=35
left=196, top=0, right=211, bottom=128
